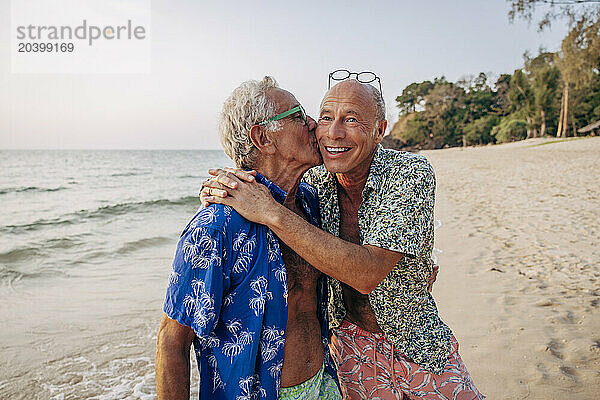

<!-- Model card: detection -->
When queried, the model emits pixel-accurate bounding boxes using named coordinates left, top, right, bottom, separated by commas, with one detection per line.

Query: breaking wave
left=0, top=237, right=82, bottom=264
left=115, top=236, right=172, bottom=255
left=0, top=265, right=70, bottom=288
left=2, top=196, right=199, bottom=234
left=109, top=171, right=151, bottom=177
left=0, top=186, right=69, bottom=195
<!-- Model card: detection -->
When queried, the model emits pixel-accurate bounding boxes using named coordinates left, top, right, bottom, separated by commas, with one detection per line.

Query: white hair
left=370, top=85, right=386, bottom=122
left=219, top=76, right=283, bottom=169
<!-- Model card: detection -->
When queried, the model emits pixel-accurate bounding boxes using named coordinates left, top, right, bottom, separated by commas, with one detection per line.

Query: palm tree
left=233, top=235, right=256, bottom=274
left=260, top=326, right=284, bottom=363
left=207, top=354, right=225, bottom=392
left=222, top=319, right=253, bottom=361
left=183, top=227, right=218, bottom=269
left=249, top=276, right=273, bottom=316
left=196, top=206, right=218, bottom=226
left=233, top=231, right=247, bottom=251
left=266, top=230, right=281, bottom=262
left=183, top=279, right=216, bottom=329
left=168, top=266, right=180, bottom=285
left=236, top=375, right=266, bottom=400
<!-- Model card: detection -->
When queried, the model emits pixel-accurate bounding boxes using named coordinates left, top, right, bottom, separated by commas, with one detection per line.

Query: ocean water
left=0, top=150, right=233, bottom=399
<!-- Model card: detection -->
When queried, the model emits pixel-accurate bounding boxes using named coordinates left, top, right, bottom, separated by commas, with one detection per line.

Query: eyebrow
left=319, top=107, right=360, bottom=116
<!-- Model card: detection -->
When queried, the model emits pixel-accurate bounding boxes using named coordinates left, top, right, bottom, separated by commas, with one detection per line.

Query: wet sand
left=423, top=137, right=600, bottom=399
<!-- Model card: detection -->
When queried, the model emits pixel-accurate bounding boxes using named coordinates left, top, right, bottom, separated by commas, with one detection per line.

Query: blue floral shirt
left=163, top=173, right=338, bottom=399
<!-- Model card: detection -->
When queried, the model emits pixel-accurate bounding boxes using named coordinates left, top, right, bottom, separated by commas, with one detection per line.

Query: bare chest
left=338, top=192, right=382, bottom=332
left=282, top=201, right=321, bottom=292
left=281, top=243, right=321, bottom=292
left=279, top=200, right=324, bottom=387
left=338, top=193, right=360, bottom=245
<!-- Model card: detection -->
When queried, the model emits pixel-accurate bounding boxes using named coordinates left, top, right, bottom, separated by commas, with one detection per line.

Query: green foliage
left=573, top=72, right=600, bottom=128
left=492, top=74, right=513, bottom=116
left=492, top=118, right=528, bottom=143
left=533, top=65, right=560, bottom=111
left=401, top=117, right=429, bottom=146
left=508, top=69, right=534, bottom=114
left=395, top=81, right=434, bottom=115
left=507, top=0, right=600, bottom=31
left=464, top=115, right=500, bottom=145
left=557, top=16, right=600, bottom=88
left=389, top=15, right=600, bottom=150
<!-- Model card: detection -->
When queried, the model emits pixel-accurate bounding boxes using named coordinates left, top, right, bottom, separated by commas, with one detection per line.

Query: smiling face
left=266, top=88, right=322, bottom=171
left=316, top=80, right=385, bottom=179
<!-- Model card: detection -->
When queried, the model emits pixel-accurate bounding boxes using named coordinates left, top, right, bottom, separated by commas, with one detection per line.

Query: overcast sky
left=0, top=0, right=569, bottom=150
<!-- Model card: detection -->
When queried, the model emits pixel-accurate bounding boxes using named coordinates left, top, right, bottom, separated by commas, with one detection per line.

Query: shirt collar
left=364, top=144, right=385, bottom=192
left=255, top=172, right=288, bottom=205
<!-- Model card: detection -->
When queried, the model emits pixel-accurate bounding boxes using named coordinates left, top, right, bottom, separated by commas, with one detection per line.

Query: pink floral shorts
left=330, top=320, right=485, bottom=400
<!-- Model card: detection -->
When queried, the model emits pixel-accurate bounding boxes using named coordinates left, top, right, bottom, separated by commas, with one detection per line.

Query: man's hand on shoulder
left=199, top=167, right=256, bottom=207
left=199, top=168, right=282, bottom=226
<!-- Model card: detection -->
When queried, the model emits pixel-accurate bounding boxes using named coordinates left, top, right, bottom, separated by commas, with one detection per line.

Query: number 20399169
left=18, top=42, right=74, bottom=52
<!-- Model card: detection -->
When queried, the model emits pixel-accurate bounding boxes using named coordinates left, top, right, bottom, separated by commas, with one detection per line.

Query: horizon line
left=0, top=148, right=225, bottom=151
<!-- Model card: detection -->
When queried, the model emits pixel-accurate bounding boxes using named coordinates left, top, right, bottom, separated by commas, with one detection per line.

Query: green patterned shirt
left=303, top=144, right=453, bottom=375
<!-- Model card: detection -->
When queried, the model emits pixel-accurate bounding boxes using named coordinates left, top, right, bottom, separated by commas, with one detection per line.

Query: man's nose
left=327, top=119, right=346, bottom=140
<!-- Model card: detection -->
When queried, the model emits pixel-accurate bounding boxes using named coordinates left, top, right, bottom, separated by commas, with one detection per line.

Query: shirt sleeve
left=362, top=157, right=435, bottom=258
left=163, top=223, right=224, bottom=339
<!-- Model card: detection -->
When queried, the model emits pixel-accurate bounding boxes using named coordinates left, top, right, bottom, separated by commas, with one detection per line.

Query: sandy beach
left=1, top=139, right=598, bottom=399
left=423, top=136, right=600, bottom=399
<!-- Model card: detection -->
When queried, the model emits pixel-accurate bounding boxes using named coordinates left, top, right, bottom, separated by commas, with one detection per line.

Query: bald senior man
left=201, top=73, right=484, bottom=400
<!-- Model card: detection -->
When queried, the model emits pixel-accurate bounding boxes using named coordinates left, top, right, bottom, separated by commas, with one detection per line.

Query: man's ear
left=249, top=125, right=276, bottom=155
left=373, top=119, right=387, bottom=145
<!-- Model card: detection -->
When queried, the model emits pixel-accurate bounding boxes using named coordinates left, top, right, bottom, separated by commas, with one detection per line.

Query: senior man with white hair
left=155, top=76, right=342, bottom=400
left=202, top=72, right=485, bottom=400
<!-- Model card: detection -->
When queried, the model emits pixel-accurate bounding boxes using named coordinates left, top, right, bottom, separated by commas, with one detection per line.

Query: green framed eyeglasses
left=258, top=105, right=308, bottom=127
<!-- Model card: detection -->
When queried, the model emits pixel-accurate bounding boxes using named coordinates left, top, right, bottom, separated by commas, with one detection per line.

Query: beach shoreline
left=1, top=139, right=598, bottom=399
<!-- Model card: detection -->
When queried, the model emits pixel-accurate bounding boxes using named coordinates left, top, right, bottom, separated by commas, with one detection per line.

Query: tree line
left=384, top=2, right=599, bottom=150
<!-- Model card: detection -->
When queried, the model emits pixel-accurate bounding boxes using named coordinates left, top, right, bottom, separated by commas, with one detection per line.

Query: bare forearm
left=267, top=204, right=396, bottom=293
left=155, top=345, right=191, bottom=399
left=199, top=170, right=402, bottom=292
